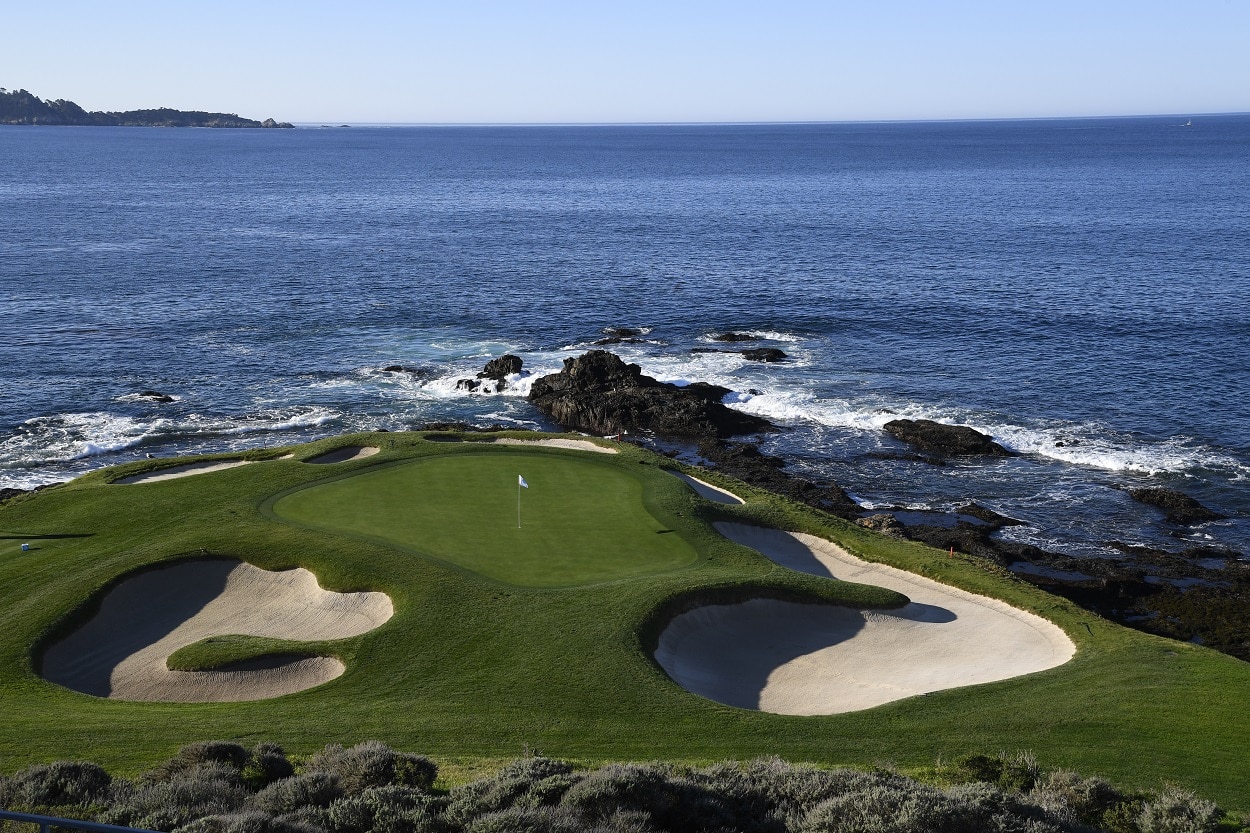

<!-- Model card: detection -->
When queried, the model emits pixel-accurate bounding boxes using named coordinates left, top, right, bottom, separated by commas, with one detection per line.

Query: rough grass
left=1, top=431, right=1248, bottom=814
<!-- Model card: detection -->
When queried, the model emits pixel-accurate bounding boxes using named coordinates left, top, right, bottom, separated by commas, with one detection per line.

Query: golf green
left=270, top=452, right=698, bottom=587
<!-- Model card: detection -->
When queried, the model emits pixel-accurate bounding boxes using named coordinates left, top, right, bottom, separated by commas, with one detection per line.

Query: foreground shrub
left=175, top=810, right=324, bottom=833
left=244, top=744, right=295, bottom=791
left=149, top=743, right=250, bottom=783
left=1136, top=788, right=1221, bottom=833
left=8, top=760, right=111, bottom=807
left=305, top=742, right=437, bottom=793
left=322, top=784, right=447, bottom=833
left=251, top=773, right=343, bottom=816
left=443, top=758, right=580, bottom=826
left=100, top=767, right=249, bottom=831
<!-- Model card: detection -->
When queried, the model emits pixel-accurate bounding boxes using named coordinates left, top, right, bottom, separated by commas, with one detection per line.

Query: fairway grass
left=270, top=453, right=697, bottom=587
left=1, top=431, right=1248, bottom=812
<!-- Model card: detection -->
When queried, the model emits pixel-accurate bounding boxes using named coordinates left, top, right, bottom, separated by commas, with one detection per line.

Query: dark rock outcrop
left=690, top=347, right=786, bottom=362
left=883, top=419, right=1012, bottom=457
left=711, top=332, right=757, bottom=342
left=1129, top=487, right=1226, bottom=525
left=857, top=514, right=907, bottom=537
left=697, top=440, right=861, bottom=518
left=137, top=390, right=175, bottom=403
left=528, top=351, right=771, bottom=439
left=593, top=336, right=646, bottom=346
left=741, top=348, right=787, bottom=362
left=478, top=354, right=523, bottom=381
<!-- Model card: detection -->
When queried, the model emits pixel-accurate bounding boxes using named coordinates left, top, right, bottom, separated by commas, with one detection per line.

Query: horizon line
left=289, top=111, right=1249, bottom=128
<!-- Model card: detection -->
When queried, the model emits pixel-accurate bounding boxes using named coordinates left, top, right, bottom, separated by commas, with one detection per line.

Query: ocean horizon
left=2, top=115, right=1247, bottom=571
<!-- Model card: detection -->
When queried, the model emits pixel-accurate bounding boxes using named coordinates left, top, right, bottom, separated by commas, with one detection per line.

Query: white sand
left=115, top=460, right=253, bottom=484
left=670, top=472, right=745, bottom=504
left=41, top=559, right=393, bottom=702
left=490, top=438, right=618, bottom=454
left=654, top=523, right=1074, bottom=715
left=305, top=446, right=380, bottom=464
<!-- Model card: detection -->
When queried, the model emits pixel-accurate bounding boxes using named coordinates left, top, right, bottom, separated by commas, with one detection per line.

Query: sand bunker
left=115, top=460, right=253, bottom=484
left=490, top=438, right=617, bottom=454
left=305, top=446, right=380, bottom=464
left=654, top=524, right=1074, bottom=715
left=670, top=472, right=744, bottom=504
left=41, top=559, right=392, bottom=702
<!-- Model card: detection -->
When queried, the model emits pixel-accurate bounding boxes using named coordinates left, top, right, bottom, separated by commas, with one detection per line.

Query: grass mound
left=271, top=453, right=697, bottom=587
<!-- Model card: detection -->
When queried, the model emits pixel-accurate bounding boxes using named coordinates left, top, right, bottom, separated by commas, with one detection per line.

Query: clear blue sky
left=7, top=1, right=1248, bottom=123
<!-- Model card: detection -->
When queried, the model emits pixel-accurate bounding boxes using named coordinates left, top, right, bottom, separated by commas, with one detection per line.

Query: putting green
left=270, top=452, right=697, bottom=587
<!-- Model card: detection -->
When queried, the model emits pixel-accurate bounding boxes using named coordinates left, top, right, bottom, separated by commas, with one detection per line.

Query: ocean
left=2, top=117, right=1247, bottom=565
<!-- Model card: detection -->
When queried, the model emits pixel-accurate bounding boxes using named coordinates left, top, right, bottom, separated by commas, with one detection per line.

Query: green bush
left=306, top=742, right=437, bottom=793
left=243, top=744, right=295, bottom=790
left=1136, top=789, right=1221, bottom=833
left=149, top=743, right=251, bottom=782
left=444, top=758, right=582, bottom=826
left=251, top=773, right=342, bottom=816
left=174, top=810, right=323, bottom=833
left=9, top=760, right=111, bottom=807
left=100, top=769, right=248, bottom=830
left=323, top=785, right=446, bottom=833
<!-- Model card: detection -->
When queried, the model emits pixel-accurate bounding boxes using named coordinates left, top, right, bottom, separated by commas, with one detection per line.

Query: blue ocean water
left=2, top=117, right=1247, bottom=563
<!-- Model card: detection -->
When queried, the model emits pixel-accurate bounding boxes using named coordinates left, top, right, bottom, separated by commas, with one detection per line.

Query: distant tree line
left=0, top=88, right=293, bottom=127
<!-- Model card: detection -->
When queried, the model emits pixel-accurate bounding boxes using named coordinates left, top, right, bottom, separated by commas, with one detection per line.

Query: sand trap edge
left=304, top=446, right=381, bottom=464
left=489, top=438, right=618, bottom=454
left=115, top=460, right=253, bottom=484
left=670, top=471, right=744, bottom=504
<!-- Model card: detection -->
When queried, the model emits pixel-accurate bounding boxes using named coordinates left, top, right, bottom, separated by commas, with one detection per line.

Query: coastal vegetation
left=0, top=431, right=1248, bottom=817
left=2, top=742, right=1242, bottom=832
left=0, top=88, right=292, bottom=127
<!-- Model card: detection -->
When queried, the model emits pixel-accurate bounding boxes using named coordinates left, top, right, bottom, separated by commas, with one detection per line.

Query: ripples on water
left=1, top=118, right=1247, bottom=560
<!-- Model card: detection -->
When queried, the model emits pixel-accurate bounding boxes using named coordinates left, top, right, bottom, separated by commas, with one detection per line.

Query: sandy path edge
left=115, top=460, right=253, bottom=484
left=305, top=446, right=380, bottom=464
left=654, top=524, right=1075, bottom=715
left=669, top=471, right=745, bottom=504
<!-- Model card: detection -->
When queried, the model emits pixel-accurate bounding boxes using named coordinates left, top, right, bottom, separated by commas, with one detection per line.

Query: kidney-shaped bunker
left=41, top=559, right=392, bottom=702
left=654, top=524, right=1074, bottom=715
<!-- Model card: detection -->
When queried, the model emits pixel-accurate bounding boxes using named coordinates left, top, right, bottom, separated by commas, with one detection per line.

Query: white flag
left=518, top=475, right=529, bottom=488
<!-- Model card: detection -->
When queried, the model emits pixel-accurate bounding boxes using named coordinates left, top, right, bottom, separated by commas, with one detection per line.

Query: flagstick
left=517, top=479, right=522, bottom=529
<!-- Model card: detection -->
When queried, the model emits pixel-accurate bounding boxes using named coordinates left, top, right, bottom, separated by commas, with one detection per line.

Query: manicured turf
left=1, top=432, right=1248, bottom=812
left=270, top=453, right=697, bottom=587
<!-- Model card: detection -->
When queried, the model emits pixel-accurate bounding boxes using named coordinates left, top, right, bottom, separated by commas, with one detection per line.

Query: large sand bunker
left=115, top=460, right=253, bottom=484
left=654, top=524, right=1074, bottom=715
left=41, top=559, right=393, bottom=702
left=305, top=446, right=380, bottom=464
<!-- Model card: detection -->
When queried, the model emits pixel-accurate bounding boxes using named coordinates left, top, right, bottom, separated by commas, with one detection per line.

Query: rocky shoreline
left=511, top=349, right=1246, bottom=662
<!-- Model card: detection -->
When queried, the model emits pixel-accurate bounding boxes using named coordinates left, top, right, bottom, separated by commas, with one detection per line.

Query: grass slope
left=0, top=432, right=1247, bottom=811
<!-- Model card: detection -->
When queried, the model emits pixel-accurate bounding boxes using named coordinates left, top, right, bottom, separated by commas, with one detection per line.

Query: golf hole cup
left=21, top=543, right=30, bottom=551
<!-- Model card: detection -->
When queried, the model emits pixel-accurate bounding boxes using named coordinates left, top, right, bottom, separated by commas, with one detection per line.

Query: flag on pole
left=518, top=475, right=529, bottom=488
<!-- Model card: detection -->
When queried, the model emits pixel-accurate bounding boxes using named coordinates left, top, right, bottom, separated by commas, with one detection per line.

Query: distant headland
left=0, top=88, right=293, bottom=128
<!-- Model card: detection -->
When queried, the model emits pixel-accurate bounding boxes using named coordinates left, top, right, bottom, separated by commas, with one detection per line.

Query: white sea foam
left=696, top=329, right=803, bottom=343
left=0, top=408, right=338, bottom=469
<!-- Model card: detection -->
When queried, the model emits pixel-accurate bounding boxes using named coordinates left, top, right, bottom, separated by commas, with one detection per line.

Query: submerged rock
left=1128, top=487, right=1225, bottom=525
left=137, top=390, right=175, bottom=403
left=711, top=332, right=757, bottom=342
left=883, top=419, right=1012, bottom=457
left=528, top=350, right=771, bottom=439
